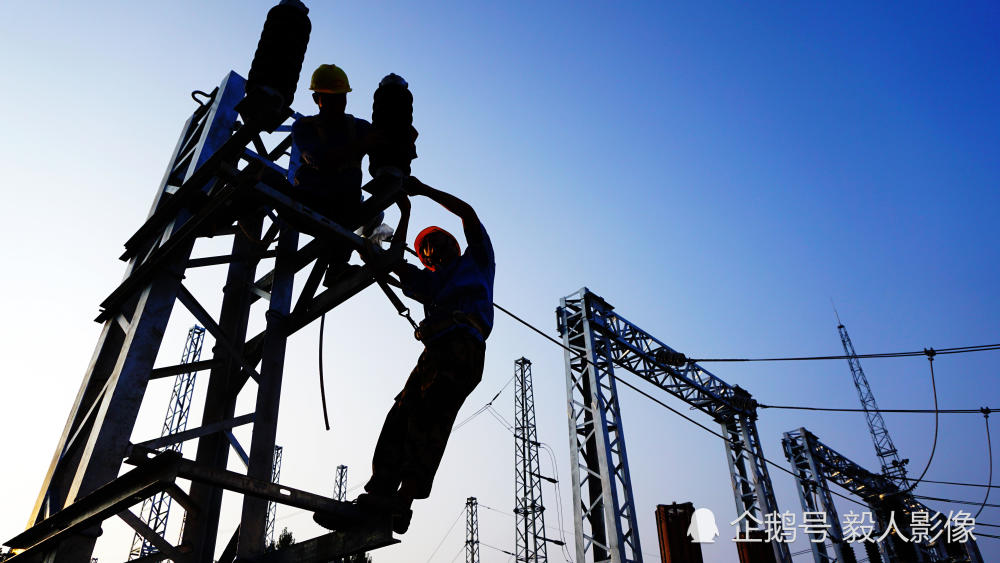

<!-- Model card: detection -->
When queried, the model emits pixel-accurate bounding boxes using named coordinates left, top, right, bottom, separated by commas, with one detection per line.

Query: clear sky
left=1, top=1, right=998, bottom=562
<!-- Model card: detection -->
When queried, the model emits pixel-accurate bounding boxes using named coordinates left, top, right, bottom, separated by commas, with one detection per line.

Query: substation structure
left=783, top=428, right=983, bottom=563
left=556, top=288, right=791, bottom=563
left=4, top=13, right=415, bottom=557
left=514, top=358, right=557, bottom=563
left=467, top=497, right=481, bottom=563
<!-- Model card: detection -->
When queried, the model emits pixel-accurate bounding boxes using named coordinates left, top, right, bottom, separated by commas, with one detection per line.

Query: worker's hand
left=403, top=176, right=426, bottom=196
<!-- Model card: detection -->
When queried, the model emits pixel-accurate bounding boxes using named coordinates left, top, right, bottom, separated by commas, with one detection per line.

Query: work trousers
left=366, top=329, right=485, bottom=499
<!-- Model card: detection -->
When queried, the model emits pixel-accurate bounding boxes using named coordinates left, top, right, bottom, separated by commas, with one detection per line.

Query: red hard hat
left=414, top=226, right=460, bottom=270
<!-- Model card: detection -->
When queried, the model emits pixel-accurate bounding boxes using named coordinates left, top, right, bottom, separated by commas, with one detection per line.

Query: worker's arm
left=404, top=177, right=483, bottom=245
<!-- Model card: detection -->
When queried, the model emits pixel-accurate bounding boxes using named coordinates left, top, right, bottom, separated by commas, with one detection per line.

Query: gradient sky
left=1, top=2, right=998, bottom=562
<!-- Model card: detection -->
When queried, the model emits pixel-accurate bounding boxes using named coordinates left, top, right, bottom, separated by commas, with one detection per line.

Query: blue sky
left=1, top=1, right=998, bottom=562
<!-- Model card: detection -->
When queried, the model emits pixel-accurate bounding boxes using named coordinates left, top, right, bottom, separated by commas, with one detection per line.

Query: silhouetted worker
left=316, top=177, right=494, bottom=534
left=291, top=63, right=375, bottom=282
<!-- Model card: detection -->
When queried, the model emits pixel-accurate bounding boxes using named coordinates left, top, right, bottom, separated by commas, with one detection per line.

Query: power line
left=759, top=404, right=991, bottom=415
left=976, top=409, right=993, bottom=520
left=688, top=343, right=1000, bottom=363
left=913, top=495, right=1000, bottom=510
left=425, top=505, right=467, bottom=563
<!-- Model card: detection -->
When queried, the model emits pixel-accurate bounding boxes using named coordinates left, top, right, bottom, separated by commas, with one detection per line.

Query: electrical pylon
left=265, top=445, right=283, bottom=547
left=836, top=318, right=910, bottom=487
left=556, top=288, right=791, bottom=563
left=128, top=326, right=206, bottom=560
left=514, top=358, right=549, bottom=563
left=466, top=497, right=480, bottom=563
left=333, top=465, right=348, bottom=501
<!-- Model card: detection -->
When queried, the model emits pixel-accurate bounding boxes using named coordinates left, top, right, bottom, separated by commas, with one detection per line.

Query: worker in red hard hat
left=318, top=176, right=494, bottom=534
left=291, top=63, right=377, bottom=282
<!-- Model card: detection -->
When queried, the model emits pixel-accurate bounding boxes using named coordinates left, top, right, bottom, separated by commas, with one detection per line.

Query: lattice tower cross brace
left=557, top=288, right=792, bottom=563
left=128, top=325, right=206, bottom=560
left=466, top=497, right=480, bottom=563
left=514, top=358, right=549, bottom=563
left=837, top=322, right=910, bottom=487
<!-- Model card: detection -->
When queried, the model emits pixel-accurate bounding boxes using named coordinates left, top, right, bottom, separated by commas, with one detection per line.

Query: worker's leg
left=365, top=349, right=431, bottom=496
left=397, top=331, right=485, bottom=500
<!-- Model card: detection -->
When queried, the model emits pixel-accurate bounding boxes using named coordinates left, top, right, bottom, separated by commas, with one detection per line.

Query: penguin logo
left=687, top=508, right=720, bottom=543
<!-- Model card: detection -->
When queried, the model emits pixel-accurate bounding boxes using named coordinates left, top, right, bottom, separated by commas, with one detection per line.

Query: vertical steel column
left=782, top=429, right=854, bottom=563
left=181, top=212, right=264, bottom=561
left=129, top=326, right=206, bottom=560
left=558, top=291, right=643, bottom=563
left=466, top=497, right=480, bottom=563
left=236, top=224, right=299, bottom=559
left=514, top=358, right=549, bottom=563
left=333, top=465, right=348, bottom=501
left=265, top=445, right=284, bottom=547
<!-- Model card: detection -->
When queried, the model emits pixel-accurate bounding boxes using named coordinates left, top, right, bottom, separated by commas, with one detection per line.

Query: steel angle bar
left=176, top=283, right=261, bottom=382
left=118, top=509, right=187, bottom=561
left=150, top=359, right=223, bottom=381
left=133, top=413, right=255, bottom=451
left=6, top=451, right=182, bottom=553
left=259, top=526, right=398, bottom=563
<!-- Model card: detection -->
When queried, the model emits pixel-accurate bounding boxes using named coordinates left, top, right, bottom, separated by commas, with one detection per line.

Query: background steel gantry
left=556, top=288, right=791, bottom=563
left=782, top=427, right=983, bottom=563
left=127, top=325, right=205, bottom=560
left=7, top=30, right=409, bottom=559
left=514, top=358, right=550, bottom=563
left=467, top=497, right=481, bottom=563
left=836, top=320, right=910, bottom=487
left=334, top=464, right=349, bottom=501
left=265, top=445, right=283, bottom=547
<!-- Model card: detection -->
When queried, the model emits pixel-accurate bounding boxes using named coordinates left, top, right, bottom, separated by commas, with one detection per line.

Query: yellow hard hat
left=310, top=64, right=352, bottom=94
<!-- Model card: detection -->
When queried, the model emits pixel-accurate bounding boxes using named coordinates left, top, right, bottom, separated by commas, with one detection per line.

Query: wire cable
left=919, top=478, right=1000, bottom=490
left=977, top=408, right=993, bottom=520
left=902, top=350, right=940, bottom=495
left=318, top=313, right=331, bottom=430
left=424, top=505, right=467, bottom=563
left=758, top=404, right=990, bottom=415
left=495, top=299, right=874, bottom=511
left=912, top=495, right=1000, bottom=509
left=688, top=343, right=1000, bottom=363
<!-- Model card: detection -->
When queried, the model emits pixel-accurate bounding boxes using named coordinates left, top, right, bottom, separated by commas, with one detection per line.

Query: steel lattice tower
left=128, top=325, right=206, bottom=560
left=836, top=321, right=910, bottom=487
left=466, top=497, right=480, bottom=563
left=557, top=288, right=791, bottom=563
left=514, top=358, right=549, bottom=563
left=333, top=465, right=348, bottom=501
left=265, top=445, right=283, bottom=547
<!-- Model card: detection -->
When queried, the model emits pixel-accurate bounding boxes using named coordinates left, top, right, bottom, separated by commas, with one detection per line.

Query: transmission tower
left=836, top=319, right=910, bottom=486
left=514, top=358, right=549, bottom=563
left=466, top=497, right=480, bottom=563
left=265, top=445, right=283, bottom=547
left=128, top=325, right=206, bottom=560
left=557, top=288, right=791, bottom=563
left=333, top=465, right=348, bottom=501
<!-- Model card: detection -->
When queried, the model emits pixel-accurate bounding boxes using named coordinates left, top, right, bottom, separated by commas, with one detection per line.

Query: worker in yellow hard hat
left=291, top=63, right=378, bottom=283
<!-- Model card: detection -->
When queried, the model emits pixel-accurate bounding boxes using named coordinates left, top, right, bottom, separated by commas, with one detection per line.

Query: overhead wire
left=424, top=505, right=467, bottom=563
left=901, top=350, right=940, bottom=495
left=688, top=342, right=1000, bottom=363
left=494, top=301, right=875, bottom=511
left=976, top=408, right=994, bottom=520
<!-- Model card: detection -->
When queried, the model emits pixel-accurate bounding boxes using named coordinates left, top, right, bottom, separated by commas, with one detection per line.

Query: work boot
left=356, top=493, right=413, bottom=534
